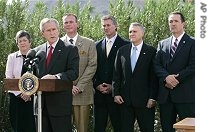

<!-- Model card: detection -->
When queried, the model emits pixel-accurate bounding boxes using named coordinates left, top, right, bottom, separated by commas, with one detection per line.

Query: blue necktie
left=131, top=46, right=137, bottom=72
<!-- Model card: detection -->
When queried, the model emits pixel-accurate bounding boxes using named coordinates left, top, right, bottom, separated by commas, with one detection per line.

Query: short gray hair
left=130, top=22, right=145, bottom=32
left=39, top=18, right=59, bottom=32
left=101, top=15, right=118, bottom=26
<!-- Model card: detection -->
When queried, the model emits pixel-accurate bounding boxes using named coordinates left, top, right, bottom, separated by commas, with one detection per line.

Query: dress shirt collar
left=106, top=33, right=117, bottom=46
left=130, top=41, right=143, bottom=60
left=16, top=50, right=30, bottom=58
left=46, top=38, right=59, bottom=49
left=131, top=40, right=143, bottom=53
left=172, top=32, right=185, bottom=45
left=65, top=33, right=78, bottom=45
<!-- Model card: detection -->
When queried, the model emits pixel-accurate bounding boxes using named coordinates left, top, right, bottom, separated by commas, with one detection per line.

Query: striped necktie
left=170, top=38, right=178, bottom=57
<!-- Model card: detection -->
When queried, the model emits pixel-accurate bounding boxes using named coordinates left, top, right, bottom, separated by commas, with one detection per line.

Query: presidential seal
left=18, top=72, right=39, bottom=95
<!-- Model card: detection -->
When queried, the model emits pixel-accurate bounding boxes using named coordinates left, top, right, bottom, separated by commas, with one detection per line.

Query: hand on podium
left=41, top=74, right=58, bottom=79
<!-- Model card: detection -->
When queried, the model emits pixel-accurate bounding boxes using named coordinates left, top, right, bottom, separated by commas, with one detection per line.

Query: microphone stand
left=28, top=62, right=42, bottom=132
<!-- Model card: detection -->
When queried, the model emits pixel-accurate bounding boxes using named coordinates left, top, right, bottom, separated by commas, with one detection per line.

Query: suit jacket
left=113, top=42, right=158, bottom=107
left=154, top=33, right=195, bottom=104
left=93, top=35, right=129, bottom=104
left=35, top=39, right=79, bottom=116
left=61, top=35, right=97, bottom=105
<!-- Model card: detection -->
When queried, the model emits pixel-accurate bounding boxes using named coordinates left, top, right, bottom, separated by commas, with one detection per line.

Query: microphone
left=31, top=50, right=45, bottom=66
left=24, top=49, right=36, bottom=66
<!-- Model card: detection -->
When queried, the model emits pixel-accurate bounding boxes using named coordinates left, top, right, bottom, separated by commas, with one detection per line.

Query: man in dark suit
left=113, top=22, right=157, bottom=132
left=35, top=18, right=79, bottom=132
left=154, top=11, right=195, bottom=132
left=93, top=15, right=129, bottom=132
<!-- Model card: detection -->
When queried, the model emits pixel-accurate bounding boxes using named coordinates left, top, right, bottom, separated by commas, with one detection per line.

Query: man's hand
left=165, top=74, right=179, bottom=89
left=114, top=96, right=124, bottom=104
left=72, top=86, right=81, bottom=96
left=20, top=93, right=31, bottom=102
left=146, top=99, right=156, bottom=108
left=41, top=74, right=57, bottom=79
left=97, top=83, right=112, bottom=94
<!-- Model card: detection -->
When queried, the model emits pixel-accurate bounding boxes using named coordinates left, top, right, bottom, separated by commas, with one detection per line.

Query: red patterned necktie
left=170, top=38, right=178, bottom=57
left=46, top=46, right=53, bottom=68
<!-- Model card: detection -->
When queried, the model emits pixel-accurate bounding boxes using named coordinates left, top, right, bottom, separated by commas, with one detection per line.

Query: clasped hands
left=72, top=86, right=81, bottom=96
left=20, top=93, right=31, bottom=102
left=97, top=83, right=112, bottom=94
left=165, top=74, right=179, bottom=89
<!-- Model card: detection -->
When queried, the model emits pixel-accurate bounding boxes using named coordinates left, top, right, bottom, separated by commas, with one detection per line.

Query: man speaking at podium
left=34, top=18, right=79, bottom=132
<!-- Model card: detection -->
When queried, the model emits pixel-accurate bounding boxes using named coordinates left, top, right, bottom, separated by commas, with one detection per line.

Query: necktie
left=46, top=46, right=53, bottom=68
left=170, top=38, right=178, bottom=57
left=131, top=46, right=137, bottom=72
left=69, top=39, right=74, bottom=45
left=106, top=40, right=111, bottom=57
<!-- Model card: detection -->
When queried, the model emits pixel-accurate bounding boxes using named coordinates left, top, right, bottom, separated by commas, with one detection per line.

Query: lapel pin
left=143, top=53, right=146, bottom=54
left=183, top=41, right=185, bottom=43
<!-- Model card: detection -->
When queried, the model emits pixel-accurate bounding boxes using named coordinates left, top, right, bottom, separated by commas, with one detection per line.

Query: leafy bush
left=0, top=0, right=194, bottom=131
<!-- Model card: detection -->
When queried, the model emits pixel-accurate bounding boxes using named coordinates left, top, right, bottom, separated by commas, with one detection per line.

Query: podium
left=3, top=78, right=72, bottom=92
left=173, top=118, right=195, bottom=132
left=3, top=78, right=72, bottom=132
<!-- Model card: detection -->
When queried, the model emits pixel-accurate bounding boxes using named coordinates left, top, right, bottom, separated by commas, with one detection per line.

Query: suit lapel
left=132, top=43, right=148, bottom=73
left=107, top=35, right=122, bottom=58
left=172, top=34, right=187, bottom=59
left=75, top=35, right=83, bottom=48
left=38, top=44, right=48, bottom=76
left=164, top=37, right=172, bottom=61
left=124, top=44, right=133, bottom=74
left=101, top=39, right=106, bottom=58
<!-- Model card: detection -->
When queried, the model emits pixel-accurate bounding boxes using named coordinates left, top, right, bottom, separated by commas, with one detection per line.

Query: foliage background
left=0, top=0, right=194, bottom=131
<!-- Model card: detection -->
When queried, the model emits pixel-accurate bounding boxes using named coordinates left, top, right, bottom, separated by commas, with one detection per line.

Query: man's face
left=168, top=14, right=185, bottom=35
left=63, top=15, right=78, bottom=34
left=101, top=19, right=117, bottom=38
left=129, top=25, right=144, bottom=45
left=41, top=22, right=59, bottom=44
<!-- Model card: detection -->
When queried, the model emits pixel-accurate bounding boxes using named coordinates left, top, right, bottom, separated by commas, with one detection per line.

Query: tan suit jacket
left=61, top=35, right=97, bottom=105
